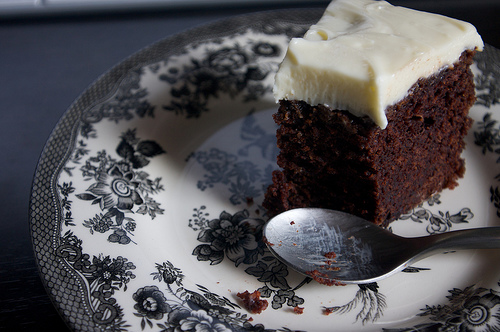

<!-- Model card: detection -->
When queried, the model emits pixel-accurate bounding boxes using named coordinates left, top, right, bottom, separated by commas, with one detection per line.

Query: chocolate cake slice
left=263, top=0, right=483, bottom=226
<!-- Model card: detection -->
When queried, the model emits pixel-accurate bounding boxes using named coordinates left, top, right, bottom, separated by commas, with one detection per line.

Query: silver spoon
left=263, top=208, right=500, bottom=284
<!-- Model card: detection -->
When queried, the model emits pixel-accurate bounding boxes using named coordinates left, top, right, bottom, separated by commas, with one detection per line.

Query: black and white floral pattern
left=400, top=194, right=475, bottom=234
left=29, top=9, right=500, bottom=332
left=67, top=129, right=166, bottom=245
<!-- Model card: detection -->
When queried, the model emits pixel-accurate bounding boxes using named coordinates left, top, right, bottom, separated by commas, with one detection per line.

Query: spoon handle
left=415, top=227, right=500, bottom=257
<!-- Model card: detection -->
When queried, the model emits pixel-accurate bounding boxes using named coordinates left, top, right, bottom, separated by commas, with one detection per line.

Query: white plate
left=29, top=9, right=500, bottom=332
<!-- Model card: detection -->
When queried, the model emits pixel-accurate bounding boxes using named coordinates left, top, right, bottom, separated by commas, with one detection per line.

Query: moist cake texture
left=264, top=0, right=483, bottom=225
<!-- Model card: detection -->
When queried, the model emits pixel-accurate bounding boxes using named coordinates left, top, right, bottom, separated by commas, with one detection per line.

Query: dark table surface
left=1, top=1, right=499, bottom=331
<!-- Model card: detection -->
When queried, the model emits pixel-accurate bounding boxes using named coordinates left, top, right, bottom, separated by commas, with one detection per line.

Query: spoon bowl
left=263, top=208, right=500, bottom=284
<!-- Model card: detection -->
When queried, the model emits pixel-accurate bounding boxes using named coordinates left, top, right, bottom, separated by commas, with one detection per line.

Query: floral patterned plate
left=29, top=8, right=500, bottom=332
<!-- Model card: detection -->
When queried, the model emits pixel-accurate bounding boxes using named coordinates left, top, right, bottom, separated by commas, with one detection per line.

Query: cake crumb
left=323, top=307, right=335, bottom=315
left=323, top=251, right=337, bottom=265
left=322, top=266, right=341, bottom=271
left=262, top=236, right=274, bottom=247
left=236, top=290, right=268, bottom=314
left=323, top=252, right=337, bottom=259
left=293, top=306, right=304, bottom=314
left=306, top=270, right=346, bottom=286
left=290, top=220, right=295, bottom=225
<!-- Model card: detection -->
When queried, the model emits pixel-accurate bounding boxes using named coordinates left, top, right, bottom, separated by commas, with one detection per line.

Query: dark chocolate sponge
left=264, top=50, right=476, bottom=226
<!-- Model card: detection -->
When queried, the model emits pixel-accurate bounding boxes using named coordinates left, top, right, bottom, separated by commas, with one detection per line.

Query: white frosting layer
left=273, top=0, right=483, bottom=128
